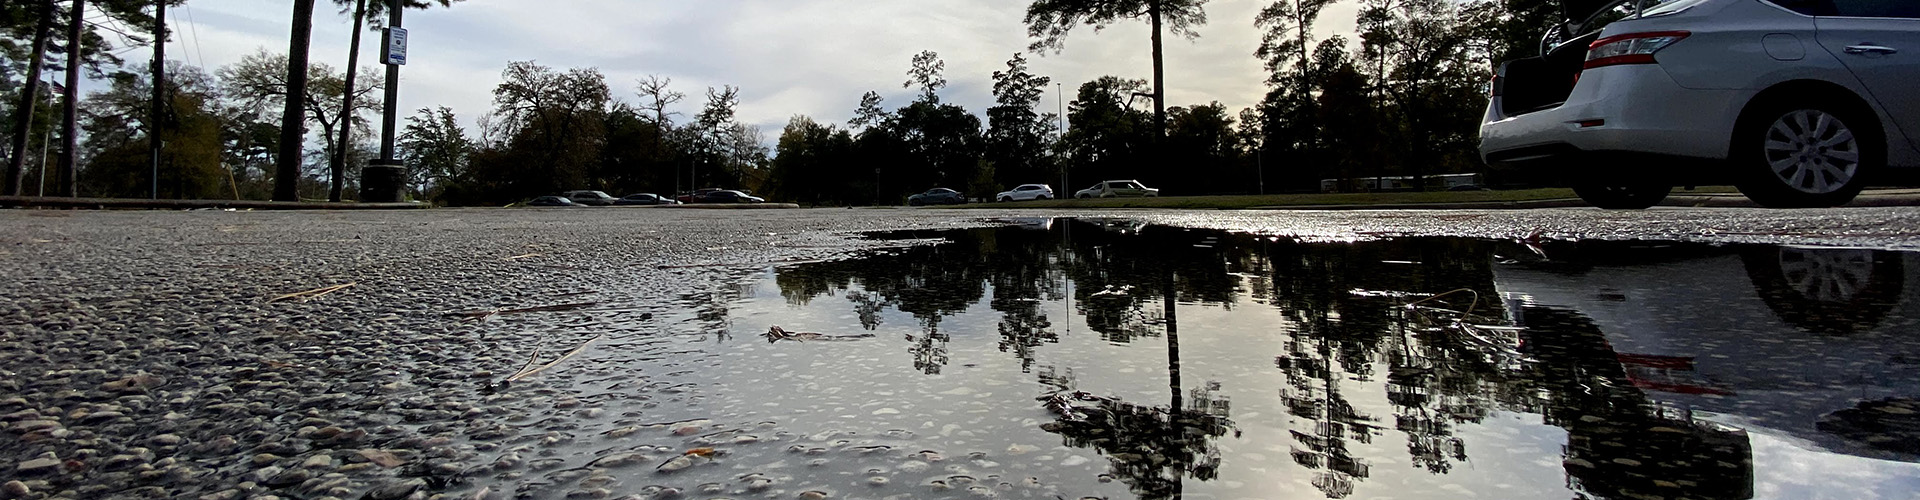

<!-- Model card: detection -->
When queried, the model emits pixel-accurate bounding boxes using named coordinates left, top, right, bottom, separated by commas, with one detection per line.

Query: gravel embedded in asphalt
left=2, top=206, right=1918, bottom=499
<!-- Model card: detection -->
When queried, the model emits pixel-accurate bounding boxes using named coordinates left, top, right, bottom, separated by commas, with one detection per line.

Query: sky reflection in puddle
left=507, top=219, right=1920, bottom=500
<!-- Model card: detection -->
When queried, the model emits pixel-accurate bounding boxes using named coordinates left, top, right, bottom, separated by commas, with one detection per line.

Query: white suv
left=996, top=184, right=1055, bottom=202
left=1479, top=0, right=1919, bottom=208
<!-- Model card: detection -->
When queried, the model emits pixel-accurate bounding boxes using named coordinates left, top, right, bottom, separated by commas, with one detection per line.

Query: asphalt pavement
left=4, top=206, right=1919, bottom=498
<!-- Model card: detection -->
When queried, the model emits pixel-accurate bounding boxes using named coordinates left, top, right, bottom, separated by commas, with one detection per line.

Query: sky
left=135, top=0, right=1362, bottom=143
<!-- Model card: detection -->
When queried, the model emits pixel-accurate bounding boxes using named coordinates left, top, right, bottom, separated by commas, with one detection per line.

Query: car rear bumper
left=1480, top=65, right=1753, bottom=170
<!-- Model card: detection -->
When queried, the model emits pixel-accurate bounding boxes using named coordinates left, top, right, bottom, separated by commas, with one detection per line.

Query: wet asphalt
left=3, top=205, right=1920, bottom=499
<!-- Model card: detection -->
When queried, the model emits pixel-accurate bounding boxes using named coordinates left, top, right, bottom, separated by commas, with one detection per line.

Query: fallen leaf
left=357, top=449, right=405, bottom=468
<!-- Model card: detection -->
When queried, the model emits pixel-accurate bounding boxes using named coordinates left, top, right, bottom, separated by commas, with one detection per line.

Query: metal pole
left=378, top=0, right=400, bottom=161
left=38, top=113, right=50, bottom=196
left=1056, top=82, right=1065, bottom=193
left=358, top=0, right=402, bottom=202
left=151, top=0, right=164, bottom=199
left=1256, top=149, right=1263, bottom=195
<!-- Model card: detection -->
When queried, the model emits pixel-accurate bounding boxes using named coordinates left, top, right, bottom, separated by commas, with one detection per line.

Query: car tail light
left=1585, top=31, right=1689, bottom=69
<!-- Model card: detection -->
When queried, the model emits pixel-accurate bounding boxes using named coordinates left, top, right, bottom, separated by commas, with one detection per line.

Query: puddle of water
left=467, top=219, right=1920, bottom=500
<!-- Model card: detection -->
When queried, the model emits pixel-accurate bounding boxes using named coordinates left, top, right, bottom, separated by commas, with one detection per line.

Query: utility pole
left=1056, top=82, right=1066, bottom=193
left=1148, top=0, right=1165, bottom=140
left=38, top=110, right=51, bottom=196
left=151, top=0, right=165, bottom=199
left=56, top=0, right=82, bottom=197
left=361, top=0, right=404, bottom=202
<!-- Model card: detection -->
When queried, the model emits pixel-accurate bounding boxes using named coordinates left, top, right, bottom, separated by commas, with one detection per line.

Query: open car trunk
left=1562, top=0, right=1629, bottom=32
left=1494, top=30, right=1603, bottom=118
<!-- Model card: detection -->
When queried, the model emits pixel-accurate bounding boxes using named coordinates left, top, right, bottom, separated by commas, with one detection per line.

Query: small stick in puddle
left=449, top=301, right=599, bottom=319
left=268, top=282, right=355, bottom=303
left=763, top=325, right=877, bottom=343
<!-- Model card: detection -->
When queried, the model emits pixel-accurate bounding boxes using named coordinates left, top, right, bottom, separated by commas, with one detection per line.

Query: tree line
left=0, top=0, right=1560, bottom=205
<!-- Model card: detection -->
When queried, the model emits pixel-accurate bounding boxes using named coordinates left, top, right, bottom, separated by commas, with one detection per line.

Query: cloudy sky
left=148, top=0, right=1361, bottom=141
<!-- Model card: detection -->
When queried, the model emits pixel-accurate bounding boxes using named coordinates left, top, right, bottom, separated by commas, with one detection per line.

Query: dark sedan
left=695, top=190, right=765, bottom=204
left=908, top=188, right=966, bottom=206
left=615, top=193, right=677, bottom=205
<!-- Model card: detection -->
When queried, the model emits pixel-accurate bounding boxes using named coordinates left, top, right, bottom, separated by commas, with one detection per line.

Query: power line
left=169, top=15, right=191, bottom=68
left=82, top=19, right=140, bottom=45
left=179, top=4, right=206, bottom=70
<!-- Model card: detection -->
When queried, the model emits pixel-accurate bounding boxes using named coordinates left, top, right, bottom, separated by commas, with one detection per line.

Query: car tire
left=998, top=197, right=1011, bottom=202
left=1734, top=96, right=1881, bottom=208
left=1039, top=195, right=1050, bottom=200
left=1572, top=183, right=1671, bottom=210
left=1077, top=194, right=1090, bottom=199
left=1742, top=246, right=1901, bottom=335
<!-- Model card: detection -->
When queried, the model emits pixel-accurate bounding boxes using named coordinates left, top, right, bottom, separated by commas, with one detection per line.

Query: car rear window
left=1770, top=0, right=1920, bottom=17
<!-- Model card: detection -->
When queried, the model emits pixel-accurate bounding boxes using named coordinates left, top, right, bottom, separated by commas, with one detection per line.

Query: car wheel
left=1742, top=246, right=1901, bottom=335
left=1734, top=97, right=1881, bottom=208
left=1039, top=195, right=1050, bottom=200
left=998, top=197, right=1011, bottom=202
left=1077, top=194, right=1090, bottom=199
left=1572, top=183, right=1671, bottom=210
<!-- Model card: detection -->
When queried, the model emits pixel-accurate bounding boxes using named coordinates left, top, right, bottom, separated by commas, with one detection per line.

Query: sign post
left=362, top=2, right=407, bottom=203
left=384, top=26, right=408, bottom=66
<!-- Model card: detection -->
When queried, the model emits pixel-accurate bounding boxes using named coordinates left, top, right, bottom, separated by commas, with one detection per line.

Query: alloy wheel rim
left=1763, top=109, right=1860, bottom=195
left=1778, top=247, right=1874, bottom=303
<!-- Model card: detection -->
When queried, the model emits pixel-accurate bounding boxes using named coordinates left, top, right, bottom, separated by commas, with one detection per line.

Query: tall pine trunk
left=5, top=0, right=52, bottom=196
left=55, top=0, right=82, bottom=197
left=150, top=0, right=163, bottom=199
left=330, top=0, right=366, bottom=202
left=273, top=0, right=316, bottom=201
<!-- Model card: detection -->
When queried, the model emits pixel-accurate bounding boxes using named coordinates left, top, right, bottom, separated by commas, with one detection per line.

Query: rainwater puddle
left=474, top=219, right=1920, bottom=500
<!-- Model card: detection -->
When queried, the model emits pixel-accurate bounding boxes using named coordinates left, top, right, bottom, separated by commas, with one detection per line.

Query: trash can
left=360, top=160, right=406, bottom=203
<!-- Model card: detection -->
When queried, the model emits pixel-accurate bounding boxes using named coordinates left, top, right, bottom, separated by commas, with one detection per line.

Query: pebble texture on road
left=2, top=206, right=1917, bottom=500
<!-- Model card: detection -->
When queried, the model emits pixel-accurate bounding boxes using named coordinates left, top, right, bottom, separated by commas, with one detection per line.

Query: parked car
left=527, top=196, right=578, bottom=207
left=561, top=190, right=618, bottom=206
left=1449, top=184, right=1493, bottom=192
left=615, top=193, right=677, bottom=205
left=908, top=188, right=967, bottom=206
left=1479, top=0, right=1920, bottom=209
left=694, top=190, right=765, bottom=204
left=1074, top=180, right=1159, bottom=199
left=996, top=184, right=1055, bottom=202
left=675, top=188, right=724, bottom=204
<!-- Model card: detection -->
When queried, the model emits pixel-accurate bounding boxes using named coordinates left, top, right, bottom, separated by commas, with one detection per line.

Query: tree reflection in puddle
left=700, top=219, right=1920, bottom=500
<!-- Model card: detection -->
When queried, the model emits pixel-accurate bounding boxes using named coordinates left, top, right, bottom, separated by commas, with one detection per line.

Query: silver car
left=1480, top=0, right=1919, bottom=208
left=1074, top=180, right=1160, bottom=199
